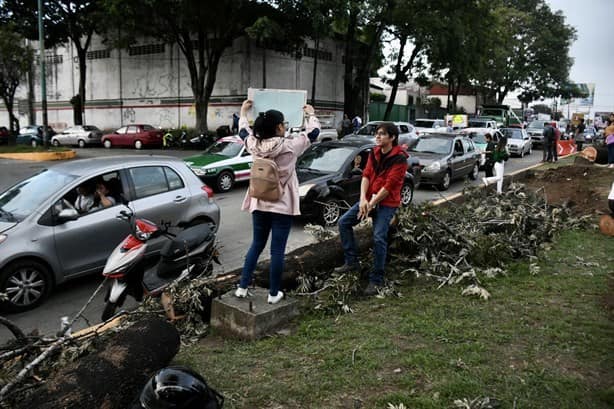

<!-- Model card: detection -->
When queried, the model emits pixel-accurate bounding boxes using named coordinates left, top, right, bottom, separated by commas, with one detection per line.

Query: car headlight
left=425, top=161, right=440, bottom=172
left=298, top=184, right=315, bottom=198
left=0, top=234, right=6, bottom=245
left=192, top=167, right=206, bottom=176
left=205, top=168, right=217, bottom=174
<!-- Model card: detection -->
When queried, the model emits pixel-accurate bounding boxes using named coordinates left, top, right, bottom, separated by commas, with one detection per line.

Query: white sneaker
left=267, top=291, right=284, bottom=304
left=235, top=287, right=248, bottom=298
left=482, top=177, right=488, bottom=186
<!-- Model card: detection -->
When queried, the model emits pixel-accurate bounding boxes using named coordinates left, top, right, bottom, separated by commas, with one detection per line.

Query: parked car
left=297, top=138, right=417, bottom=226
left=583, top=126, right=597, bottom=143
left=17, top=125, right=56, bottom=146
left=526, top=120, right=549, bottom=145
left=352, top=121, right=419, bottom=149
left=501, top=127, right=532, bottom=157
left=184, top=136, right=252, bottom=193
left=413, top=119, right=445, bottom=134
left=312, top=114, right=339, bottom=142
left=51, top=125, right=103, bottom=147
left=409, top=133, right=480, bottom=190
left=101, top=124, right=164, bottom=149
left=460, top=128, right=502, bottom=169
left=0, top=156, right=220, bottom=312
left=0, top=126, right=9, bottom=145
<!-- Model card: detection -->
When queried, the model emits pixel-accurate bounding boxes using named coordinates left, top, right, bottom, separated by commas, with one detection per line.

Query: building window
left=303, top=47, right=332, bottom=61
left=87, top=49, right=110, bottom=60
left=128, top=43, right=165, bottom=56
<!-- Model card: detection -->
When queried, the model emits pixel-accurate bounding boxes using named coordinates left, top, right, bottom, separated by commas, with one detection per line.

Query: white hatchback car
left=501, top=128, right=532, bottom=157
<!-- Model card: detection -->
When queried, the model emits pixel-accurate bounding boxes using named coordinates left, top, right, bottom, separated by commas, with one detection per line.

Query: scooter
left=180, top=131, right=217, bottom=150
left=101, top=208, right=217, bottom=321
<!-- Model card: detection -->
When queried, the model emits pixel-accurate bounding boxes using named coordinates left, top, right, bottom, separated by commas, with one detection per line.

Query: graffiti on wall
left=123, top=107, right=135, bottom=123
left=157, top=108, right=174, bottom=129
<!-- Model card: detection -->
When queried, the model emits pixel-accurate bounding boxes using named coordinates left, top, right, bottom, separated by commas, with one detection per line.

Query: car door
left=124, top=125, right=139, bottom=146
left=450, top=138, right=466, bottom=176
left=522, top=130, right=531, bottom=153
left=462, top=138, right=478, bottom=174
left=340, top=148, right=370, bottom=205
left=126, top=165, right=193, bottom=253
left=52, top=173, right=130, bottom=277
left=67, top=127, right=79, bottom=145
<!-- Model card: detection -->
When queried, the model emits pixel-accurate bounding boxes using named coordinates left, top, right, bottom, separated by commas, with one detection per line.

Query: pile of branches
left=390, top=183, right=591, bottom=298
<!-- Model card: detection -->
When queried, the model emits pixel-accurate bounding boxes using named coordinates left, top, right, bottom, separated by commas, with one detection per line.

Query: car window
left=454, top=140, right=464, bottom=154
left=129, top=166, right=171, bottom=199
left=468, top=132, right=487, bottom=144
left=414, top=120, right=433, bottom=128
left=142, top=125, right=155, bottom=131
left=462, top=138, right=474, bottom=152
left=116, top=126, right=128, bottom=134
left=126, top=126, right=138, bottom=134
left=297, top=146, right=356, bottom=173
left=357, top=124, right=378, bottom=136
left=502, top=128, right=523, bottom=139
left=205, top=141, right=243, bottom=157
left=411, top=137, right=452, bottom=155
left=164, top=167, right=184, bottom=191
left=0, top=169, right=78, bottom=221
left=528, top=120, right=545, bottom=129
left=399, top=125, right=409, bottom=133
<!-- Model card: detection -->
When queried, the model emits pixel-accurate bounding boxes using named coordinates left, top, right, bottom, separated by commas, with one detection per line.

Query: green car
left=460, top=128, right=502, bottom=169
left=184, top=136, right=252, bottom=192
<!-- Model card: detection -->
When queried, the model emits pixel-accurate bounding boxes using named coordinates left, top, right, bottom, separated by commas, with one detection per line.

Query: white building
left=1, top=36, right=346, bottom=132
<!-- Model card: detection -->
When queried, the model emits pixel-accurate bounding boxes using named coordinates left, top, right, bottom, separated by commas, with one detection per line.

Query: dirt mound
left=522, top=164, right=613, bottom=215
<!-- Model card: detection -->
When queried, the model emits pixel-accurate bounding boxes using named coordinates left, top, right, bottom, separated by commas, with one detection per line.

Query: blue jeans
left=338, top=202, right=397, bottom=285
left=240, top=211, right=293, bottom=296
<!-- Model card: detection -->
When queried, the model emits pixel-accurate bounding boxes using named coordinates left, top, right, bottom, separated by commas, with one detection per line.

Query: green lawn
left=176, top=229, right=614, bottom=409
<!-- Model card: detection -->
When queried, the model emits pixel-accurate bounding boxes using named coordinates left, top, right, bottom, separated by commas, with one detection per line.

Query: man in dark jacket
left=334, top=122, right=408, bottom=295
left=484, top=133, right=496, bottom=177
left=543, top=123, right=555, bottom=162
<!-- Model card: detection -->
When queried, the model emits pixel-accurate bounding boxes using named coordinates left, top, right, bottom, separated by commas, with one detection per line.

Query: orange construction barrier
left=556, top=139, right=577, bottom=156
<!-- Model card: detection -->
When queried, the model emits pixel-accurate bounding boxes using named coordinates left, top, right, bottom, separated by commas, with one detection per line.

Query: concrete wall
left=1, top=36, right=345, bottom=132
left=430, top=95, right=477, bottom=114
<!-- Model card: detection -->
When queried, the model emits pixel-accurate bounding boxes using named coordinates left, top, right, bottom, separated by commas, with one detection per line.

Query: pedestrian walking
left=483, top=133, right=496, bottom=178
left=542, top=123, right=555, bottom=162
left=551, top=122, right=560, bottom=161
left=235, top=100, right=320, bottom=304
left=575, top=118, right=586, bottom=151
left=605, top=120, right=614, bottom=168
left=334, top=122, right=408, bottom=296
left=341, top=114, right=353, bottom=136
left=231, top=112, right=240, bottom=135
left=482, top=137, right=509, bottom=194
left=352, top=115, right=362, bottom=133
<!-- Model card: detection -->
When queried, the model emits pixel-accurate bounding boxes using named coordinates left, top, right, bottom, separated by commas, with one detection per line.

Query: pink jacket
left=240, top=115, right=320, bottom=215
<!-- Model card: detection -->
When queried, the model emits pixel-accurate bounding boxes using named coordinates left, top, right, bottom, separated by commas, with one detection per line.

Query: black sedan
left=409, top=133, right=480, bottom=190
left=297, top=138, right=417, bottom=226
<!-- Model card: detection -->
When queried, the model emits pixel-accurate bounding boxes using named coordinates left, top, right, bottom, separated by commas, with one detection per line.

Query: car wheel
left=216, top=170, right=234, bottom=192
left=0, top=260, right=52, bottom=312
left=103, top=139, right=112, bottom=149
left=438, top=170, right=451, bottom=190
left=400, top=182, right=414, bottom=206
left=52, top=139, right=60, bottom=147
left=78, top=139, right=86, bottom=148
left=528, top=145, right=532, bottom=155
left=318, top=198, right=341, bottom=226
left=468, top=163, right=479, bottom=180
left=134, top=140, right=143, bottom=150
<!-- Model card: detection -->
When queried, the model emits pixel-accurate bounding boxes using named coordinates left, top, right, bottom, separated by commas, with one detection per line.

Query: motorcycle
left=101, top=208, right=218, bottom=321
left=180, top=131, right=217, bottom=150
left=162, top=130, right=182, bottom=149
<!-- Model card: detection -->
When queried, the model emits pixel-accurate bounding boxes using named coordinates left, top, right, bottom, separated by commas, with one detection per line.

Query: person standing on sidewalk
left=575, top=118, right=586, bottom=151
left=235, top=100, right=320, bottom=304
left=483, top=133, right=496, bottom=177
left=551, top=122, right=560, bottom=161
left=334, top=122, right=408, bottom=296
left=482, top=137, right=509, bottom=194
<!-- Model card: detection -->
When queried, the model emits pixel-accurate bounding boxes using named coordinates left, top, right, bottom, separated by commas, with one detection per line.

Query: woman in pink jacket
left=235, top=99, right=320, bottom=304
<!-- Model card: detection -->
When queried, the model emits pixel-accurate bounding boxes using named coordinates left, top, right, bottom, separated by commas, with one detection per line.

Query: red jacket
left=362, top=145, right=408, bottom=208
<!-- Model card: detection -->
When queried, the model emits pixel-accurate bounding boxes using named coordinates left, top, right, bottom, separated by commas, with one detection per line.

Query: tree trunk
left=311, top=36, right=319, bottom=107
left=343, top=6, right=358, bottom=117
left=27, top=64, right=35, bottom=125
left=75, top=47, right=86, bottom=125
left=262, top=45, right=267, bottom=88
left=14, top=318, right=180, bottom=409
left=384, top=35, right=407, bottom=121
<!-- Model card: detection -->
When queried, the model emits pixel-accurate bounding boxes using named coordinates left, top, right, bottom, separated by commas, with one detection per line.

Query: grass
left=0, top=145, right=71, bottom=153
left=176, top=229, right=614, bottom=409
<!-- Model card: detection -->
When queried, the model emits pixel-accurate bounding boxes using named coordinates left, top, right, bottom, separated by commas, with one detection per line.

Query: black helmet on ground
left=139, top=366, right=224, bottom=409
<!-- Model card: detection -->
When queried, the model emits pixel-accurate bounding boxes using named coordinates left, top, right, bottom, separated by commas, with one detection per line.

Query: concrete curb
left=0, top=150, right=76, bottom=161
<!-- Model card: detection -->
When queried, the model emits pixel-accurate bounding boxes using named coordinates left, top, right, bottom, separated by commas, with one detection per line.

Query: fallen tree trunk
left=13, top=318, right=180, bottom=409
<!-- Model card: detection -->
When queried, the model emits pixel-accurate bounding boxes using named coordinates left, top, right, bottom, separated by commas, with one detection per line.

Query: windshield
left=468, top=132, right=488, bottom=144
left=0, top=169, right=78, bottom=221
left=357, top=124, right=378, bottom=136
left=415, top=120, right=435, bottom=128
left=528, top=120, right=546, bottom=129
left=502, top=129, right=523, bottom=139
left=204, top=141, right=243, bottom=157
left=411, top=137, right=452, bottom=155
left=482, top=109, right=503, bottom=117
left=297, top=146, right=355, bottom=173
left=468, top=120, right=487, bottom=127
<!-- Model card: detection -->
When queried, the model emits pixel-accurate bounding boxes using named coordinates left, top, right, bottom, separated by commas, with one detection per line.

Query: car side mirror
left=57, top=208, right=79, bottom=222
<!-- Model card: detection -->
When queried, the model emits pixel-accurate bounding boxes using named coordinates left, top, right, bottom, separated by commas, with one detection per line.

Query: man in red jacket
left=334, top=122, right=408, bottom=295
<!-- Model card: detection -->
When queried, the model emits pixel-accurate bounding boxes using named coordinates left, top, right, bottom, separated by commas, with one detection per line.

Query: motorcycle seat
left=160, top=224, right=213, bottom=259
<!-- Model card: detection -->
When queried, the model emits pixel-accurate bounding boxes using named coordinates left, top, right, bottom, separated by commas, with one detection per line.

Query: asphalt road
left=0, top=145, right=542, bottom=342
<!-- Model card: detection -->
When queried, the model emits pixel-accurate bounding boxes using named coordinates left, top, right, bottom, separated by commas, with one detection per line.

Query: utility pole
left=37, top=0, right=49, bottom=148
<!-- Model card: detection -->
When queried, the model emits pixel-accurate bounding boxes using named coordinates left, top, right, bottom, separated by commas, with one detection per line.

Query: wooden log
left=14, top=318, right=180, bottom=409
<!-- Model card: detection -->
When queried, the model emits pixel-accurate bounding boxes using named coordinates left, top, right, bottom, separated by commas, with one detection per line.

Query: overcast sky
left=547, top=0, right=614, bottom=112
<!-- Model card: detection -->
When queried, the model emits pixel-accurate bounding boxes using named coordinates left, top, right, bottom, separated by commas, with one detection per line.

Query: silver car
left=51, top=125, right=103, bottom=148
left=354, top=121, right=419, bottom=148
left=0, top=156, right=220, bottom=312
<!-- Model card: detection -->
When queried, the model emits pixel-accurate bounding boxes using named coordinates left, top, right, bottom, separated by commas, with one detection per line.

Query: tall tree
left=0, top=26, right=34, bottom=141
left=1, top=0, right=102, bottom=125
left=103, top=0, right=273, bottom=133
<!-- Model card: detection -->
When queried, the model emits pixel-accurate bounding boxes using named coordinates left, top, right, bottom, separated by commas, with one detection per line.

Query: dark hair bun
left=253, top=109, right=285, bottom=139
